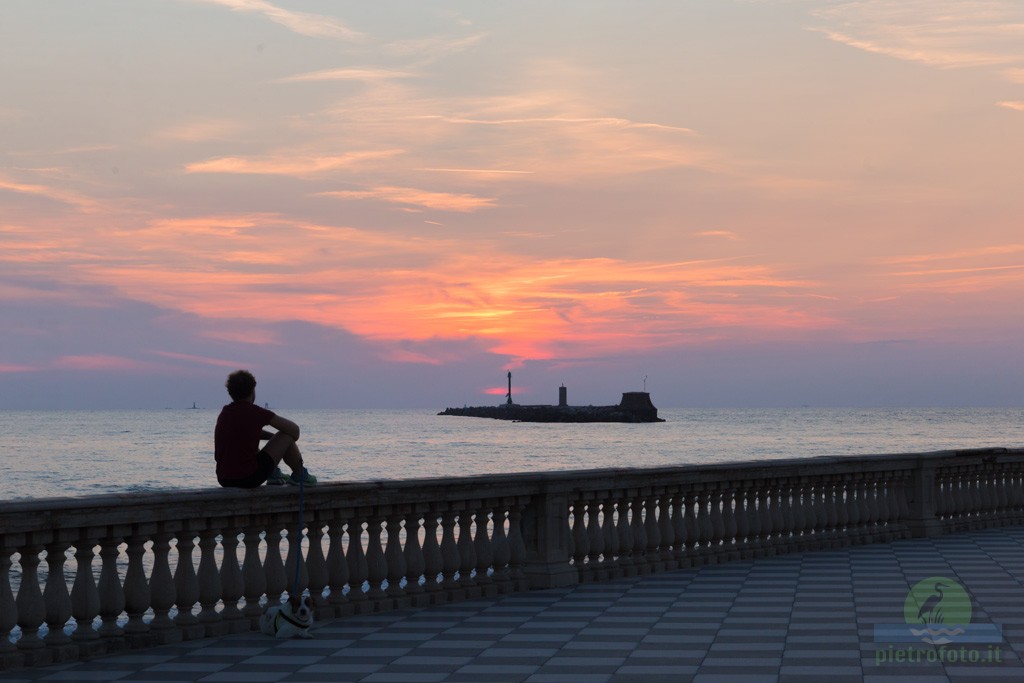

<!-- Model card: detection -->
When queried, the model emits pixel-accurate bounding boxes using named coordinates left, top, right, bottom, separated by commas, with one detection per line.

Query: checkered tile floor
left=7, top=527, right=1024, bottom=683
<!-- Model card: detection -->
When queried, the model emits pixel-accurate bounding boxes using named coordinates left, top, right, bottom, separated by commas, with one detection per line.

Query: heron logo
left=903, top=577, right=971, bottom=645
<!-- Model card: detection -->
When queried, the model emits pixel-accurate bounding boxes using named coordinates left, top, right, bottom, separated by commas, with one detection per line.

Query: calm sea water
left=3, top=407, right=1022, bottom=501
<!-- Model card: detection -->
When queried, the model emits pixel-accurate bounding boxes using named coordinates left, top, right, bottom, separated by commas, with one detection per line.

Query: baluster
left=365, top=516, right=387, bottom=600
left=457, top=510, right=477, bottom=590
left=630, top=497, right=647, bottom=572
left=421, top=511, right=444, bottom=596
left=70, top=539, right=99, bottom=643
left=263, top=526, right=287, bottom=605
left=219, top=530, right=245, bottom=632
left=490, top=508, right=512, bottom=591
left=932, top=471, right=948, bottom=523
left=616, top=495, right=635, bottom=575
left=439, top=509, right=460, bottom=593
left=346, top=520, right=369, bottom=608
left=123, top=536, right=151, bottom=638
left=602, top=498, right=621, bottom=576
left=149, top=533, right=178, bottom=640
left=173, top=535, right=200, bottom=636
left=754, top=485, right=770, bottom=550
left=670, top=491, right=687, bottom=567
left=326, top=515, right=350, bottom=615
left=744, top=487, right=762, bottom=555
left=43, top=542, right=72, bottom=647
left=404, top=513, right=427, bottom=600
left=571, top=501, right=589, bottom=578
left=0, top=542, right=17, bottom=655
left=385, top=515, right=407, bottom=602
left=732, top=486, right=749, bottom=557
left=644, top=496, right=661, bottom=571
left=787, top=483, right=805, bottom=548
left=996, top=468, right=1010, bottom=519
left=473, top=506, right=494, bottom=589
left=770, top=482, right=786, bottom=548
left=867, top=480, right=883, bottom=537
left=876, top=479, right=892, bottom=540
left=16, top=545, right=45, bottom=650
left=824, top=481, right=840, bottom=542
left=802, top=483, right=819, bottom=547
left=196, top=530, right=222, bottom=633
left=658, top=493, right=674, bottom=566
left=683, top=490, right=700, bottom=559
left=241, top=527, right=266, bottom=625
left=307, top=520, right=329, bottom=608
left=284, top=528, right=309, bottom=599
left=588, top=500, right=606, bottom=578
left=507, top=504, right=528, bottom=591
left=857, top=479, right=873, bottom=539
left=97, top=538, right=124, bottom=639
left=970, top=470, right=985, bottom=525
left=841, top=478, right=859, bottom=542
left=696, top=489, right=713, bottom=562
left=721, top=488, right=737, bottom=558
left=709, top=489, right=726, bottom=560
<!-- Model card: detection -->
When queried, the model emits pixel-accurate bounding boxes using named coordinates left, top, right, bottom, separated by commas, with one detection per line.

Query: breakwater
left=3, top=447, right=1024, bottom=670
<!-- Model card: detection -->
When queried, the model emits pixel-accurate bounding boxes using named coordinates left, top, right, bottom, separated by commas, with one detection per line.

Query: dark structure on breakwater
left=439, top=384, right=665, bottom=423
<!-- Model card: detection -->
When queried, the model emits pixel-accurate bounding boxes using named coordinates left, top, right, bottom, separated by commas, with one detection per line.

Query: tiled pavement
left=6, top=527, right=1024, bottom=683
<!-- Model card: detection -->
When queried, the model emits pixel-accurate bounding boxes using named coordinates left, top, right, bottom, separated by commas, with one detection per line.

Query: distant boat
left=191, top=402, right=198, bottom=409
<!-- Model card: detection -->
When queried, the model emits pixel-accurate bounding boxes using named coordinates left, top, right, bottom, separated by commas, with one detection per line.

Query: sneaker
left=266, top=467, right=288, bottom=486
left=287, top=467, right=318, bottom=486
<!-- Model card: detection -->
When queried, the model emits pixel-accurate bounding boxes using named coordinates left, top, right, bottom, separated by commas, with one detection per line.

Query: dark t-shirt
left=214, top=401, right=276, bottom=480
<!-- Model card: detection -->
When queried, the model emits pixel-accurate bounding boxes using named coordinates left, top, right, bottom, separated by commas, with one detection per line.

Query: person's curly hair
left=225, top=370, right=257, bottom=401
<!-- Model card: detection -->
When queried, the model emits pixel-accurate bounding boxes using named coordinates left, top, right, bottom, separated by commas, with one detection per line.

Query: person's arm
left=268, top=414, right=300, bottom=441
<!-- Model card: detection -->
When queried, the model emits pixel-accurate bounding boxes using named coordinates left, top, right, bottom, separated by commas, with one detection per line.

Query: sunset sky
left=3, top=1, right=1024, bottom=409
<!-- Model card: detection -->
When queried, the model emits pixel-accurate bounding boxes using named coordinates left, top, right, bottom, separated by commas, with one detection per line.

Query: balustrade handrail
left=3, top=446, right=1023, bottom=671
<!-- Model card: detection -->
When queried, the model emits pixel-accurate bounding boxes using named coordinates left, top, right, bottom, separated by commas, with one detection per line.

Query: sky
left=2, top=0, right=1024, bottom=410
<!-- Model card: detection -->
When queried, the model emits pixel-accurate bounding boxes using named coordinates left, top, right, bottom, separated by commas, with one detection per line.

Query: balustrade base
left=0, top=652, right=24, bottom=671
left=124, top=632, right=159, bottom=650
left=200, top=622, right=229, bottom=639
left=17, top=647, right=54, bottom=668
left=149, top=627, right=184, bottom=645
left=178, top=624, right=207, bottom=641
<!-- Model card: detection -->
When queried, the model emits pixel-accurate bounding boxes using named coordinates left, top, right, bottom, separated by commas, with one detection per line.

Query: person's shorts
left=218, top=450, right=276, bottom=488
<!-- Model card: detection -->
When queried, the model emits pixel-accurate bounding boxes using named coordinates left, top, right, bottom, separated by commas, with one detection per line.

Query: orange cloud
left=318, top=186, right=498, bottom=212
left=65, top=211, right=831, bottom=365
left=185, top=150, right=400, bottom=176
left=998, top=101, right=1024, bottom=112
left=0, top=175, right=102, bottom=213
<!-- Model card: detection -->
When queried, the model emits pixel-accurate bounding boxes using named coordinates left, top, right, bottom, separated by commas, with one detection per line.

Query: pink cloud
left=51, top=355, right=150, bottom=371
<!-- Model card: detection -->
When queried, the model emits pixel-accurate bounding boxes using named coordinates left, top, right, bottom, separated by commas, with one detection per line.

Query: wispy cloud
left=51, top=355, right=152, bottom=371
left=159, top=118, right=247, bottom=142
left=193, top=0, right=362, bottom=41
left=278, top=68, right=415, bottom=83
left=696, top=230, right=740, bottom=241
left=997, top=101, right=1024, bottom=111
left=0, top=175, right=102, bottom=213
left=318, top=186, right=498, bottom=212
left=809, top=1, right=1024, bottom=73
left=185, top=150, right=401, bottom=176
left=152, top=351, right=243, bottom=367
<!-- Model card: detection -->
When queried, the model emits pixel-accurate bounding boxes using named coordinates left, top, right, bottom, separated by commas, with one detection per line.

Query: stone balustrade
left=2, top=447, right=1023, bottom=670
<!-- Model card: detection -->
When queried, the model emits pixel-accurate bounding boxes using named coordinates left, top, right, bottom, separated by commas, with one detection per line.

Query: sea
left=4, top=407, right=1023, bottom=501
